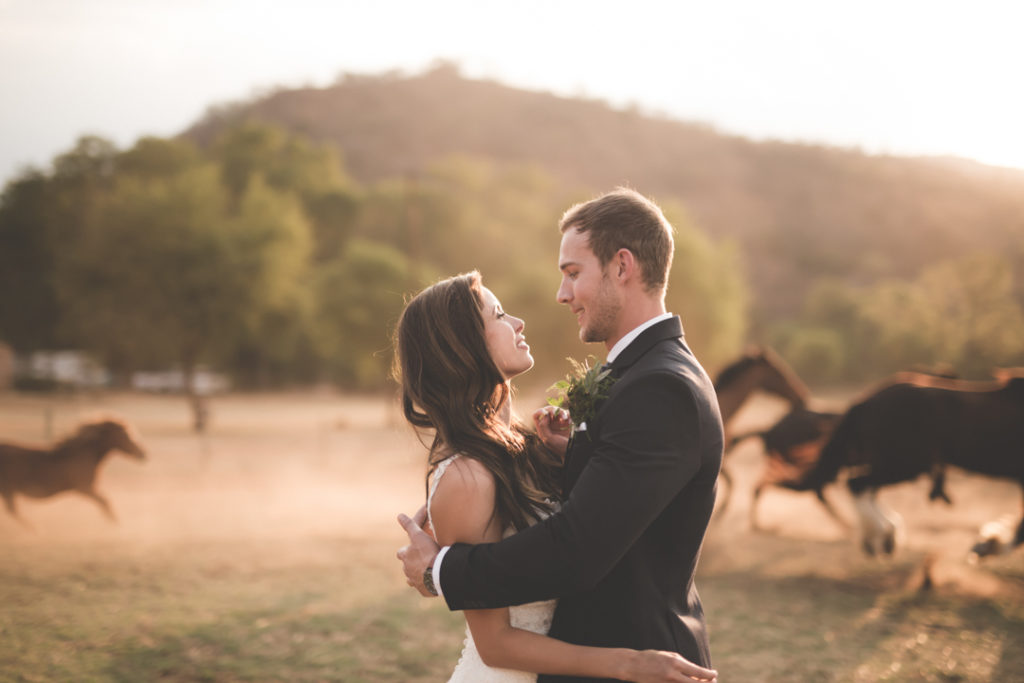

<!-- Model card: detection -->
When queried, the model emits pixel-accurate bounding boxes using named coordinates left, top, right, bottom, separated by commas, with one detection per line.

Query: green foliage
left=314, top=239, right=412, bottom=389
left=662, top=202, right=749, bottom=371
left=0, top=171, right=64, bottom=351
left=771, top=325, right=847, bottom=384
left=547, top=355, right=616, bottom=430
left=0, top=120, right=749, bottom=393
left=214, top=121, right=348, bottom=201
left=776, top=251, right=1024, bottom=384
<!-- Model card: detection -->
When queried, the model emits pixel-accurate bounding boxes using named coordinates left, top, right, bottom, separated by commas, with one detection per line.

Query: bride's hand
left=532, top=405, right=572, bottom=455
left=625, top=650, right=717, bottom=683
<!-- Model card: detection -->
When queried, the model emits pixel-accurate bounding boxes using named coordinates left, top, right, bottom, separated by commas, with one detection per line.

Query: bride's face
left=479, top=286, right=534, bottom=380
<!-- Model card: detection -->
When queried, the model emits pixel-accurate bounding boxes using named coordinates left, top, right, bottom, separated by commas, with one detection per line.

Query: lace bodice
left=427, top=455, right=558, bottom=683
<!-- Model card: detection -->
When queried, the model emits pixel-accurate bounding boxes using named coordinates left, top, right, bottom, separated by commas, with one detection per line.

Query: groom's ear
left=613, top=248, right=638, bottom=283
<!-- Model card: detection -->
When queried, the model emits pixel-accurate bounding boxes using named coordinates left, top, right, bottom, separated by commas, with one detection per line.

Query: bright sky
left=2, top=0, right=1023, bottom=185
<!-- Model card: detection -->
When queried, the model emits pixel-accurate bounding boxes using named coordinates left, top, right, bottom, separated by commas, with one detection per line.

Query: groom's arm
left=438, top=371, right=707, bottom=611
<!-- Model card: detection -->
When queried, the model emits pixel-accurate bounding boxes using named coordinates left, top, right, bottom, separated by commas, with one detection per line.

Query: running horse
left=714, top=346, right=810, bottom=425
left=728, top=407, right=845, bottom=530
left=0, top=419, right=146, bottom=526
left=792, top=371, right=1024, bottom=557
left=712, top=347, right=811, bottom=516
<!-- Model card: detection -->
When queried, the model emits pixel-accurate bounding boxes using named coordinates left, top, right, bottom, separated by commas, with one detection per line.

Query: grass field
left=0, top=390, right=1021, bottom=682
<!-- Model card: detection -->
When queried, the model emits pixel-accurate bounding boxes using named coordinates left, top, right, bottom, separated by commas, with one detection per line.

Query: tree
left=56, top=160, right=311, bottom=429
left=313, top=239, right=411, bottom=389
left=0, top=136, right=119, bottom=353
left=662, top=202, right=749, bottom=372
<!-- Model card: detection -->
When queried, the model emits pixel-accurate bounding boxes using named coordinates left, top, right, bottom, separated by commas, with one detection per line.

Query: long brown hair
left=393, top=271, right=560, bottom=531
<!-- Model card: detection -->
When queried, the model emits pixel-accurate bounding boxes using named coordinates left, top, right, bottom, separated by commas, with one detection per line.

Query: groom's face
left=557, top=228, right=621, bottom=344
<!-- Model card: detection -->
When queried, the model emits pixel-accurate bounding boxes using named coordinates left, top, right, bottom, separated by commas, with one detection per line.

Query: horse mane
left=51, top=418, right=128, bottom=452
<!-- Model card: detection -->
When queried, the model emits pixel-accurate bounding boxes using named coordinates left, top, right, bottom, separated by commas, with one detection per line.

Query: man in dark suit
left=398, top=188, right=724, bottom=682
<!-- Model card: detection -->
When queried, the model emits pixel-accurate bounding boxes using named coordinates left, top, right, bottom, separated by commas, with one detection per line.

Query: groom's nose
left=556, top=278, right=572, bottom=304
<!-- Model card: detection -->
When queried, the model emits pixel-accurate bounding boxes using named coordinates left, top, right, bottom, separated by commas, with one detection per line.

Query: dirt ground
left=1, top=389, right=1021, bottom=681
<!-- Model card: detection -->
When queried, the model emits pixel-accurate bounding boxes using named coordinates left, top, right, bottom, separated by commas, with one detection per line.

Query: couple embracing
left=395, top=189, right=724, bottom=683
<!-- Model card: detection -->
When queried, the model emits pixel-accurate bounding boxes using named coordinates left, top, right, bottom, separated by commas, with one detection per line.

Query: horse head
left=77, top=420, right=147, bottom=460
left=714, top=347, right=809, bottom=421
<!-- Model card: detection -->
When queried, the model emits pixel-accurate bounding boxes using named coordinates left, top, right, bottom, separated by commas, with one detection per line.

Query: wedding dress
left=428, top=455, right=558, bottom=683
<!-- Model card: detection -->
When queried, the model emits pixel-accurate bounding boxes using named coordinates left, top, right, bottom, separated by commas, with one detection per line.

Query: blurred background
left=3, top=0, right=1024, bottom=402
left=1, top=2, right=1023, bottom=681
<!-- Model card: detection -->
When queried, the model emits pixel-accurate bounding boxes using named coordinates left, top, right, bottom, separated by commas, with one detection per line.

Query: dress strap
left=427, top=455, right=460, bottom=532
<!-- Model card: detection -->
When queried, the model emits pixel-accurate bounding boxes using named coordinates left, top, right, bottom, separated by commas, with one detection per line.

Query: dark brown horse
left=729, top=407, right=845, bottom=530
left=793, top=372, right=1024, bottom=556
left=713, top=347, right=810, bottom=424
left=0, top=419, right=146, bottom=525
left=712, top=347, right=812, bottom=517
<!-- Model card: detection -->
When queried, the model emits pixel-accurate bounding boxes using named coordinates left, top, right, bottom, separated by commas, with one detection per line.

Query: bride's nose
left=511, top=315, right=525, bottom=332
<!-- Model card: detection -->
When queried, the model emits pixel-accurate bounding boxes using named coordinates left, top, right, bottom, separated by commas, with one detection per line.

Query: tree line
left=2, top=118, right=1022, bottom=419
left=0, top=122, right=747, bottom=408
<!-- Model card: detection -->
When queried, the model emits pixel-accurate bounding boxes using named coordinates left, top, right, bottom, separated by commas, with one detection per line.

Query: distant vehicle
left=13, top=350, right=110, bottom=390
left=131, top=368, right=231, bottom=395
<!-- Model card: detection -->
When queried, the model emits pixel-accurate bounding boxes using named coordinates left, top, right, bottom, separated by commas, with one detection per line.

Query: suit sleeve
left=439, top=371, right=705, bottom=610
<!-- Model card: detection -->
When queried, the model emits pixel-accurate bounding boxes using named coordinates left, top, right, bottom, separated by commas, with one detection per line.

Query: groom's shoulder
left=619, top=339, right=711, bottom=395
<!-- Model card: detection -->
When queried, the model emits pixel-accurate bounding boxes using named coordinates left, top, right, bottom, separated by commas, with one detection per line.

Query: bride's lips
left=517, top=337, right=530, bottom=350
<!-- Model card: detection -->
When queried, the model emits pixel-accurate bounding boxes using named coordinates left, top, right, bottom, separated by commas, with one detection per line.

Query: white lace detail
left=428, top=455, right=558, bottom=683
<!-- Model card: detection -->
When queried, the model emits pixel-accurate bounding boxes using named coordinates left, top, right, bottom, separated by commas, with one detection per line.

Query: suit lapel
left=561, top=316, right=685, bottom=495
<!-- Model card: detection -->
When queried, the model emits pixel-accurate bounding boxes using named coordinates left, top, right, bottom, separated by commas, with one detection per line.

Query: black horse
left=794, top=372, right=1024, bottom=556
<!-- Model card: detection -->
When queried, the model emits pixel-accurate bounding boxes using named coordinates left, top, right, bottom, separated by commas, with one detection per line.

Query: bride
left=393, top=271, right=717, bottom=683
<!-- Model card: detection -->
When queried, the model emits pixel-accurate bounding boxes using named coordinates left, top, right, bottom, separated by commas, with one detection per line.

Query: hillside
left=183, top=64, right=1024, bottom=320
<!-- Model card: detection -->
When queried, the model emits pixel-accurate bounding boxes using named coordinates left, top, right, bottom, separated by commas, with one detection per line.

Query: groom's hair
left=559, top=188, right=674, bottom=294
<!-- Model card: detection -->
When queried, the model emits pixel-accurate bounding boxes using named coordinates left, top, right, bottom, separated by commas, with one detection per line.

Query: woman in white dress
left=394, top=271, right=717, bottom=683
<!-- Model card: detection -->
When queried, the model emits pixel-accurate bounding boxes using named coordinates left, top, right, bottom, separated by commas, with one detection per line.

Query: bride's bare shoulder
left=430, top=456, right=500, bottom=544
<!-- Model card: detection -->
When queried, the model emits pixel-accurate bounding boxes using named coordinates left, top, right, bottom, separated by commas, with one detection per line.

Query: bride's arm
left=430, top=457, right=716, bottom=683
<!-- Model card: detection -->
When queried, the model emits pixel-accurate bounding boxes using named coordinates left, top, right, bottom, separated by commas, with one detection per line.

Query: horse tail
left=790, top=404, right=861, bottom=493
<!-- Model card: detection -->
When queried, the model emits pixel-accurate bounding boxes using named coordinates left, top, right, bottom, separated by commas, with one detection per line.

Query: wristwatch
left=423, top=559, right=438, bottom=596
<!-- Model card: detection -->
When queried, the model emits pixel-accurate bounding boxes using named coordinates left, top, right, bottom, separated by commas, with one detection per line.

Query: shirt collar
left=605, top=312, right=674, bottom=364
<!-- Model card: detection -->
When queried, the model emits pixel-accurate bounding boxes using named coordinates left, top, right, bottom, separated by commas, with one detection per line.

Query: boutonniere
left=547, top=356, right=616, bottom=436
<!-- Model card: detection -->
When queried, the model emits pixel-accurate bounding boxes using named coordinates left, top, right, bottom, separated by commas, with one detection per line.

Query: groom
left=398, top=188, right=724, bottom=682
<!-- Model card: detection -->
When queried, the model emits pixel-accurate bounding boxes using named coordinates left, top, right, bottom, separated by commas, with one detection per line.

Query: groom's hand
left=533, top=405, right=572, bottom=455
left=397, top=507, right=440, bottom=597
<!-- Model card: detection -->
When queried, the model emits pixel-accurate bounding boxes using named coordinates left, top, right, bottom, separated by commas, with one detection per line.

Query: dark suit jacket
left=439, top=316, right=724, bottom=682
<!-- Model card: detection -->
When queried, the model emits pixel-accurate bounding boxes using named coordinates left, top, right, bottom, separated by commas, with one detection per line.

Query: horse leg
left=1015, top=486, right=1024, bottom=550
left=928, top=464, right=953, bottom=505
left=875, top=497, right=905, bottom=555
left=815, top=489, right=851, bottom=531
left=82, top=490, right=117, bottom=523
left=749, top=481, right=764, bottom=532
left=2, top=492, right=33, bottom=530
left=713, top=466, right=733, bottom=522
left=851, top=489, right=900, bottom=556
